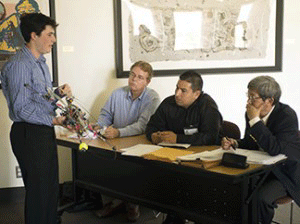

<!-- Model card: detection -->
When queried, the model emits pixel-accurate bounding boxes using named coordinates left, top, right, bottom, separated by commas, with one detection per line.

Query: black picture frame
left=114, top=0, right=283, bottom=78
left=49, top=0, right=58, bottom=87
left=0, top=0, right=58, bottom=88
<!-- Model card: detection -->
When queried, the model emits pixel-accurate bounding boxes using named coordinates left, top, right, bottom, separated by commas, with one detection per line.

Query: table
left=57, top=135, right=273, bottom=224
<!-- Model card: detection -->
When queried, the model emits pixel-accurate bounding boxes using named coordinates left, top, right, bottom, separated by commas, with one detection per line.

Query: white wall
left=0, top=0, right=299, bottom=188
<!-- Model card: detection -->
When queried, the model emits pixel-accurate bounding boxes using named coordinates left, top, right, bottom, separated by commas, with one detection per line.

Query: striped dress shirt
left=0, top=46, right=56, bottom=126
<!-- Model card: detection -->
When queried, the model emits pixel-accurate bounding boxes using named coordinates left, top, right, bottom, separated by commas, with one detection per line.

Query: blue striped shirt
left=0, top=46, right=56, bottom=126
left=97, top=86, right=160, bottom=137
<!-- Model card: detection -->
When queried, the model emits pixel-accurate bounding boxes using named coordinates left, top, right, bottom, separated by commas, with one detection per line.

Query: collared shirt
left=249, top=105, right=275, bottom=127
left=97, top=86, right=160, bottom=137
left=0, top=46, right=55, bottom=126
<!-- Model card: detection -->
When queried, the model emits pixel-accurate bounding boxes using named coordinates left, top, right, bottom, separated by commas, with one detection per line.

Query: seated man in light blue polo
left=94, top=61, right=160, bottom=222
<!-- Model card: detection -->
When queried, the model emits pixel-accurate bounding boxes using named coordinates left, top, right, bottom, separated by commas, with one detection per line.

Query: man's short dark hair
left=248, top=76, right=281, bottom=104
left=179, top=70, right=203, bottom=92
left=20, top=13, right=58, bottom=43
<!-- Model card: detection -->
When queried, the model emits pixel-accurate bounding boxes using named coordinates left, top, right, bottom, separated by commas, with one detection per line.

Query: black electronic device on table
left=221, top=152, right=249, bottom=169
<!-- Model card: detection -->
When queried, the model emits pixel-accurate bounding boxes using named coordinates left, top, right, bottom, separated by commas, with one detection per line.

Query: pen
left=226, top=136, right=236, bottom=150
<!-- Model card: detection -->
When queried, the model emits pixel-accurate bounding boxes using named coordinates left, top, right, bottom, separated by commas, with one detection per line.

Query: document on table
left=176, top=148, right=227, bottom=162
left=143, top=147, right=194, bottom=162
left=121, top=144, right=162, bottom=156
left=234, top=149, right=287, bottom=165
left=177, top=148, right=287, bottom=165
left=158, top=142, right=191, bottom=149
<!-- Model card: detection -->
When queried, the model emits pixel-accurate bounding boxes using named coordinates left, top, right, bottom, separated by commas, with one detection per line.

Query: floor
left=0, top=187, right=168, bottom=224
left=0, top=199, right=166, bottom=224
left=1, top=187, right=300, bottom=224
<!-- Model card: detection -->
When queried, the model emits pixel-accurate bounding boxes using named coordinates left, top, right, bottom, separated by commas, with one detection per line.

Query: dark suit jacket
left=238, top=102, right=300, bottom=206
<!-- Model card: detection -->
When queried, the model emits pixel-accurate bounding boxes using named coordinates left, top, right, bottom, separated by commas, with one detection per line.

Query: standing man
left=95, top=60, right=160, bottom=222
left=146, top=70, right=223, bottom=146
left=1, top=13, right=71, bottom=224
left=222, top=76, right=300, bottom=224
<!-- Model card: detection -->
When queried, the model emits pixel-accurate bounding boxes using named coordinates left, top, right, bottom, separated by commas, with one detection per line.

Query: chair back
left=275, top=196, right=293, bottom=205
left=273, top=195, right=294, bottom=224
left=221, top=121, right=241, bottom=139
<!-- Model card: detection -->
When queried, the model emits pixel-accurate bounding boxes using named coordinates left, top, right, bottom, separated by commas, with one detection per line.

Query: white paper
left=158, top=142, right=191, bottom=149
left=176, top=148, right=233, bottom=162
left=176, top=147, right=287, bottom=165
left=121, top=144, right=162, bottom=156
left=234, top=148, right=287, bottom=165
left=68, top=130, right=98, bottom=140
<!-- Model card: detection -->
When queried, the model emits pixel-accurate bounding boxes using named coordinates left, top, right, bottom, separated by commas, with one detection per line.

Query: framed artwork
left=0, top=0, right=58, bottom=88
left=114, top=0, right=283, bottom=78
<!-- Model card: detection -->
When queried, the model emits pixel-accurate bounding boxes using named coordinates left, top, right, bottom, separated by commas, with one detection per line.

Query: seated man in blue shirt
left=94, top=61, right=160, bottom=222
left=96, top=61, right=160, bottom=139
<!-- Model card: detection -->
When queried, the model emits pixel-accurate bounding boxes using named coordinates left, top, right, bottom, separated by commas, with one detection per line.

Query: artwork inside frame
left=114, top=0, right=283, bottom=78
left=0, top=0, right=58, bottom=88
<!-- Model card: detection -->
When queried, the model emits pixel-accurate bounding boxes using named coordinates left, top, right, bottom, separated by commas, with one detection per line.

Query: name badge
left=184, top=127, right=198, bottom=135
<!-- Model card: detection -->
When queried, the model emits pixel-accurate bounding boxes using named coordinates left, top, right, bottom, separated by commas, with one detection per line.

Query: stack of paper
left=234, top=149, right=287, bottom=165
left=121, top=144, right=162, bottom=156
left=158, top=142, right=191, bottom=148
left=176, top=148, right=287, bottom=165
left=121, top=143, right=191, bottom=157
left=121, top=144, right=195, bottom=163
left=176, top=148, right=228, bottom=162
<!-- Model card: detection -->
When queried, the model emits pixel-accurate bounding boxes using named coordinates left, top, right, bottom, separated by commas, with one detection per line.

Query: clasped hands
left=101, top=126, right=120, bottom=139
left=92, top=125, right=120, bottom=139
left=151, top=131, right=177, bottom=144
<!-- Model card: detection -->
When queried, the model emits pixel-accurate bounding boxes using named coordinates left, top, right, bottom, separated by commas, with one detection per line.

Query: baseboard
left=0, top=183, right=72, bottom=204
left=0, top=186, right=25, bottom=203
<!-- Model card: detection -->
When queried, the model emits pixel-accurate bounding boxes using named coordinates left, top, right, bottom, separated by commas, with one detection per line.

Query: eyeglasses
left=129, top=72, right=147, bottom=81
left=246, top=93, right=261, bottom=102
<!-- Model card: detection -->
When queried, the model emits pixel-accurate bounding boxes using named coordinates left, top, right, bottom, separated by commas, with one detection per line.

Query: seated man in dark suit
left=146, top=70, right=223, bottom=224
left=222, top=76, right=300, bottom=224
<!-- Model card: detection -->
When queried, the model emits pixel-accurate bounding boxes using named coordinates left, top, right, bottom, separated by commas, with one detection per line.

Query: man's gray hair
left=248, top=76, right=281, bottom=104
